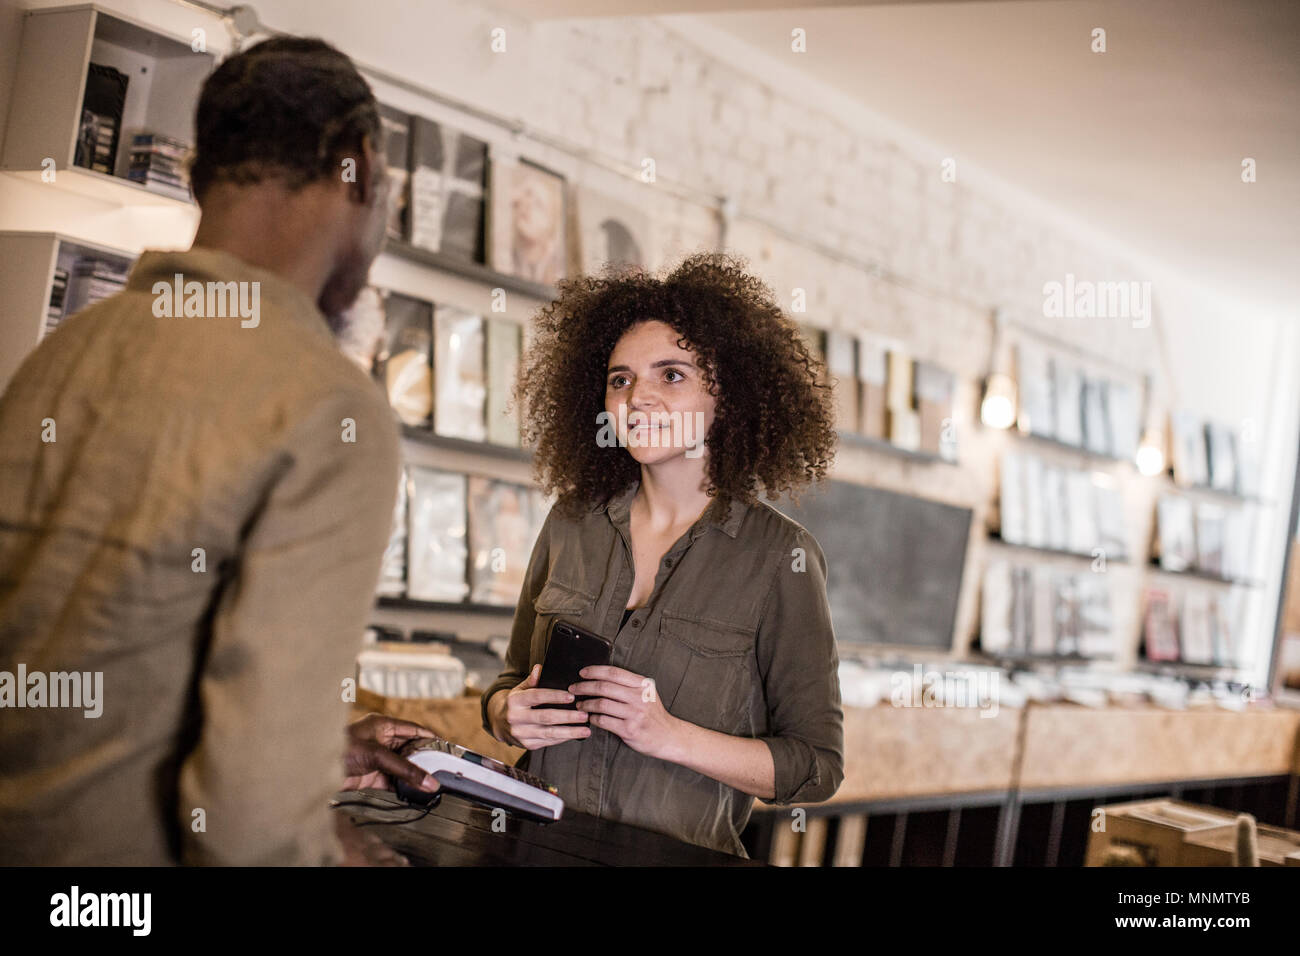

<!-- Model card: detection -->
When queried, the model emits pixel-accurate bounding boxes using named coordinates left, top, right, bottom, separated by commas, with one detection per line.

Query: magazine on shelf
left=374, top=290, right=434, bottom=428
left=826, top=331, right=859, bottom=434
left=1015, top=342, right=1054, bottom=438
left=433, top=305, right=487, bottom=442
left=1010, top=565, right=1033, bottom=653
left=999, top=450, right=1026, bottom=545
left=410, top=116, right=489, bottom=262
left=377, top=104, right=412, bottom=241
left=1042, top=464, right=1068, bottom=552
left=913, top=360, right=955, bottom=459
left=75, top=63, right=129, bottom=175
left=1155, top=494, right=1196, bottom=573
left=1106, top=380, right=1140, bottom=462
left=1065, top=470, right=1096, bottom=555
left=1169, top=410, right=1208, bottom=487
left=467, top=477, right=537, bottom=606
left=1142, top=589, right=1180, bottom=662
left=569, top=184, right=651, bottom=277
left=485, top=318, right=522, bottom=446
left=1075, top=575, right=1114, bottom=658
left=1179, top=591, right=1215, bottom=664
left=858, top=338, right=888, bottom=440
left=406, top=467, right=468, bottom=602
left=1022, top=454, right=1047, bottom=548
left=1204, top=421, right=1239, bottom=494
left=487, top=155, right=566, bottom=284
left=1220, top=507, right=1252, bottom=582
left=1194, top=502, right=1226, bottom=576
left=1081, top=376, right=1110, bottom=456
left=980, top=561, right=1014, bottom=654
left=377, top=467, right=409, bottom=598
left=1208, top=594, right=1235, bottom=667
left=1053, top=362, right=1084, bottom=447
left=1030, top=565, right=1058, bottom=655
left=1094, top=481, right=1128, bottom=561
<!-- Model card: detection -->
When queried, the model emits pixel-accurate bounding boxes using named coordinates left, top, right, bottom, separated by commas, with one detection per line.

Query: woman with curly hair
left=479, top=252, right=845, bottom=857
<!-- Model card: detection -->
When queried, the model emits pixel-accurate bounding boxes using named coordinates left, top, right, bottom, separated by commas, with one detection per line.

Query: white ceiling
left=490, top=0, right=1300, bottom=321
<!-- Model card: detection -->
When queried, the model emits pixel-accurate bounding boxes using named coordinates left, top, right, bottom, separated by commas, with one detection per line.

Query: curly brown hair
left=514, top=251, right=838, bottom=521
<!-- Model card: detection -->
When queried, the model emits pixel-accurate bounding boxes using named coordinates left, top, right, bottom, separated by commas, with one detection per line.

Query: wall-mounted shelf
left=385, top=239, right=556, bottom=302
left=1159, top=472, right=1271, bottom=508
left=400, top=424, right=533, bottom=464
left=1147, top=560, right=1263, bottom=589
left=377, top=596, right=515, bottom=617
left=986, top=532, right=1129, bottom=565
left=968, top=648, right=1113, bottom=667
left=1133, top=659, right=1254, bottom=679
left=1011, top=428, right=1134, bottom=468
left=3, top=166, right=194, bottom=209
left=837, top=430, right=958, bottom=466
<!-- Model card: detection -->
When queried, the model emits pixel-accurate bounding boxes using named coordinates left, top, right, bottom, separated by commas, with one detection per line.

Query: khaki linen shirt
left=0, top=247, right=400, bottom=865
left=482, top=477, right=845, bottom=857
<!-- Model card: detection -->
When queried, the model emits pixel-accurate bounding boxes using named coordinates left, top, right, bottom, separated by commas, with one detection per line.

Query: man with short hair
left=0, top=37, right=432, bottom=865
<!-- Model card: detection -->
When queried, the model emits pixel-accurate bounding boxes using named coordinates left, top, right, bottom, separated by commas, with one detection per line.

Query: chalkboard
left=772, top=480, right=972, bottom=649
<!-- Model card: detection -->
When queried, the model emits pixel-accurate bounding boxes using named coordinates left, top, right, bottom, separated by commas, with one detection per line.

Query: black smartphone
left=536, top=618, right=612, bottom=710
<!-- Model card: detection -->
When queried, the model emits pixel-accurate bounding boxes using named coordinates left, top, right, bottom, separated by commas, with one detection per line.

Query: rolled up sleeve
left=754, top=527, right=844, bottom=806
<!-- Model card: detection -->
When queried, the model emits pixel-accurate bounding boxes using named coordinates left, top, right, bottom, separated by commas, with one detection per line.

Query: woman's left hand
left=570, top=665, right=683, bottom=761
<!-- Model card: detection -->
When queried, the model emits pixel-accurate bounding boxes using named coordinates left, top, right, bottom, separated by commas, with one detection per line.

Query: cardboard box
left=353, top=686, right=522, bottom=766
left=1182, top=822, right=1300, bottom=867
left=1085, top=798, right=1238, bottom=867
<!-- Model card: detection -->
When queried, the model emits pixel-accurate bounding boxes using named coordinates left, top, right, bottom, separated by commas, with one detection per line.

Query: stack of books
left=127, top=132, right=191, bottom=200
left=44, top=267, right=70, bottom=335
left=64, top=256, right=130, bottom=317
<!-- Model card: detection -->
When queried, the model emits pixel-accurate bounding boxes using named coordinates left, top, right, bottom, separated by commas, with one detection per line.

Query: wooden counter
left=354, top=691, right=1300, bottom=808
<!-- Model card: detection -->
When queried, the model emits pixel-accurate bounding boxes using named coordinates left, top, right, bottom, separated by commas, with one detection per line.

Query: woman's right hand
left=491, top=664, right=592, bottom=750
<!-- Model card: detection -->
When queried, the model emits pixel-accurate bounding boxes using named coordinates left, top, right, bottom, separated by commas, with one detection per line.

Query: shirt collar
left=125, top=245, right=334, bottom=347
left=594, top=477, right=748, bottom=539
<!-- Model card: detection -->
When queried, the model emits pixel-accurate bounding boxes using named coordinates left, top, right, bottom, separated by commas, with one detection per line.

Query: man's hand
left=570, top=665, right=683, bottom=761
left=342, top=712, right=441, bottom=794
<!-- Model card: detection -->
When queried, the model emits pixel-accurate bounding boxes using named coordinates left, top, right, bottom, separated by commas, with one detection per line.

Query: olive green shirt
left=0, top=247, right=401, bottom=865
left=482, top=478, right=845, bottom=857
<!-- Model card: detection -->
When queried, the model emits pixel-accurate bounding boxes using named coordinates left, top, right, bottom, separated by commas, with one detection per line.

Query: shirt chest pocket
left=658, top=612, right=758, bottom=737
left=531, top=578, right=599, bottom=664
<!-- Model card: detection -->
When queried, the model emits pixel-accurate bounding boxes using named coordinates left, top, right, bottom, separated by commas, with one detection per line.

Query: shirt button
left=663, top=557, right=673, bottom=568
left=631, top=618, right=641, bottom=628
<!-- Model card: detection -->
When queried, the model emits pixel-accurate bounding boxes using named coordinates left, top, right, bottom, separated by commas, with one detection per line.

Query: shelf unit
left=2, top=5, right=213, bottom=195
left=0, top=231, right=135, bottom=390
